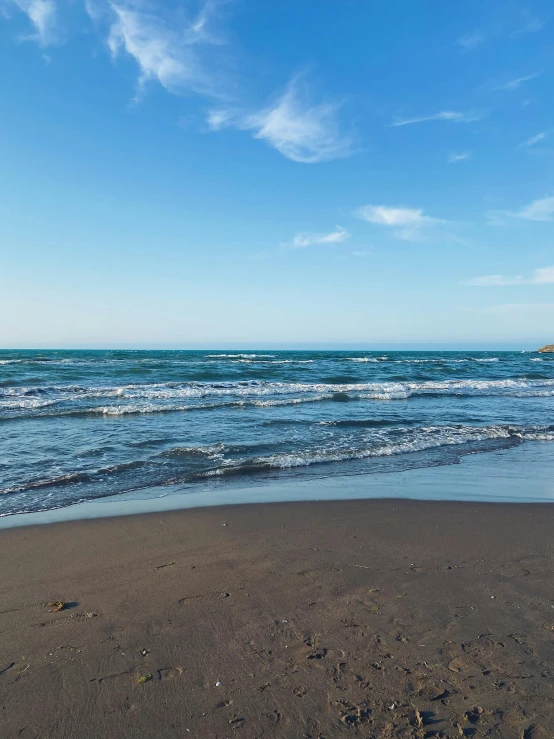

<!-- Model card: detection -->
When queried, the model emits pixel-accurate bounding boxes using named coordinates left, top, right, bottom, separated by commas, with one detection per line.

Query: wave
left=4, top=377, right=554, bottom=398
left=181, top=424, right=554, bottom=481
left=3, top=424, right=552, bottom=500
left=207, top=354, right=275, bottom=359
left=346, top=356, right=500, bottom=364
left=2, top=377, right=554, bottom=418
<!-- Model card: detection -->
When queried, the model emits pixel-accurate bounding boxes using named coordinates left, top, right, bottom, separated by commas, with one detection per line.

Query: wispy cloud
left=391, top=110, right=482, bottom=127
left=285, top=226, right=351, bottom=248
left=465, top=266, right=554, bottom=286
left=519, top=131, right=548, bottom=148
left=448, top=152, right=470, bottom=163
left=457, top=31, right=485, bottom=52
left=488, top=196, right=554, bottom=225
left=355, top=204, right=445, bottom=242
left=207, top=77, right=354, bottom=163
left=516, top=196, right=554, bottom=222
left=511, top=12, right=546, bottom=36
left=10, top=0, right=57, bottom=45
left=87, top=0, right=228, bottom=100
left=494, top=71, right=542, bottom=92
left=88, top=4, right=352, bottom=163
left=485, top=303, right=554, bottom=319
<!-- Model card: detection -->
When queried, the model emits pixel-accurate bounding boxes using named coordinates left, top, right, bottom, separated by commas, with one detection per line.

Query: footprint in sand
left=0, top=662, right=16, bottom=677
left=18, top=729, right=40, bottom=738
left=157, top=667, right=183, bottom=681
left=332, top=700, right=371, bottom=727
left=448, top=654, right=475, bottom=673
left=91, top=669, right=134, bottom=685
left=179, top=592, right=230, bottom=604
left=92, top=666, right=184, bottom=684
left=500, top=561, right=531, bottom=578
left=1, top=661, right=30, bottom=681
left=34, top=612, right=98, bottom=628
left=296, top=567, right=342, bottom=577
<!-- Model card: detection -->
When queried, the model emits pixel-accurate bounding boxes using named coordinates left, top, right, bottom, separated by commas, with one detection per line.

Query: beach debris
left=413, top=707, right=423, bottom=728
left=136, top=673, right=153, bottom=684
left=46, top=600, right=66, bottom=612
left=154, top=562, right=175, bottom=570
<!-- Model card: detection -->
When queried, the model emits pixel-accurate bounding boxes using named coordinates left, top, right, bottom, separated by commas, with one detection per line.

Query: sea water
left=1, top=349, right=553, bottom=517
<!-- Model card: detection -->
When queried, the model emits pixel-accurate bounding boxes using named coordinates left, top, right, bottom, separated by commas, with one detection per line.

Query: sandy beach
left=1, top=499, right=553, bottom=738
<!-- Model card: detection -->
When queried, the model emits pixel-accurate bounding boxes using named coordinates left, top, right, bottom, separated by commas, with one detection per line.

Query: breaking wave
left=2, top=377, right=554, bottom=419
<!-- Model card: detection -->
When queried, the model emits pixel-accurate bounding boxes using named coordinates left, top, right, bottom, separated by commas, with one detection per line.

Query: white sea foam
left=207, top=354, right=276, bottom=359
left=3, top=377, right=554, bottom=415
left=192, top=424, right=554, bottom=477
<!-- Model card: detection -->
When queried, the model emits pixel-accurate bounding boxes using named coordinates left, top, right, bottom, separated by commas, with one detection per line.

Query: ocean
left=1, top=349, right=553, bottom=518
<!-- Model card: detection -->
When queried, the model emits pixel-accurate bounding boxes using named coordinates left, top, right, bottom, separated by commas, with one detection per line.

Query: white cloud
left=534, top=266, right=554, bottom=283
left=356, top=206, right=433, bottom=227
left=89, top=0, right=226, bottom=99
left=287, top=227, right=350, bottom=248
left=207, top=78, right=353, bottom=163
left=516, top=196, right=554, bottom=222
left=457, top=31, right=485, bottom=52
left=355, top=204, right=445, bottom=242
left=519, top=131, right=548, bottom=148
left=488, top=196, right=554, bottom=225
left=206, top=108, right=235, bottom=130
left=494, top=72, right=542, bottom=91
left=466, top=266, right=554, bottom=286
left=86, top=3, right=351, bottom=164
left=11, top=0, right=56, bottom=45
left=448, top=152, right=470, bottom=163
left=391, top=110, right=482, bottom=127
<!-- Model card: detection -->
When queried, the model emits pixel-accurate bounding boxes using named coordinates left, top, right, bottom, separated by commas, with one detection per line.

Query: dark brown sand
left=1, top=499, right=554, bottom=739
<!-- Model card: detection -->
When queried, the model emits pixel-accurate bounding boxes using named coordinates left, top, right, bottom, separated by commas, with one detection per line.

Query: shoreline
left=2, top=440, right=553, bottom=529
left=1, top=498, right=554, bottom=738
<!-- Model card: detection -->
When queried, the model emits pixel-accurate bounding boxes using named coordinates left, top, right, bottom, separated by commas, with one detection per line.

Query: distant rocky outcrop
left=536, top=345, right=554, bottom=353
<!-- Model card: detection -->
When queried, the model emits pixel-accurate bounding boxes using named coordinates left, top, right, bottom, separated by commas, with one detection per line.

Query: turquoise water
left=1, top=349, right=553, bottom=517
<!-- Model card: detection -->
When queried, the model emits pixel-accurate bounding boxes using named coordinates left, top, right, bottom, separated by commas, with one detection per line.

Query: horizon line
left=0, top=342, right=546, bottom=352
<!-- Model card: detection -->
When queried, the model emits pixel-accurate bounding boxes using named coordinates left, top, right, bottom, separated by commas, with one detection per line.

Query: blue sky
left=0, top=0, right=553, bottom=348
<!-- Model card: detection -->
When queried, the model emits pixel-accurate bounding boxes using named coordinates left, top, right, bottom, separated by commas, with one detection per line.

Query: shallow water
left=1, top=349, right=553, bottom=517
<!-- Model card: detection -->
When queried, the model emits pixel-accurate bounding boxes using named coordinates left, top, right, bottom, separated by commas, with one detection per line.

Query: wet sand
left=1, top=499, right=553, bottom=738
